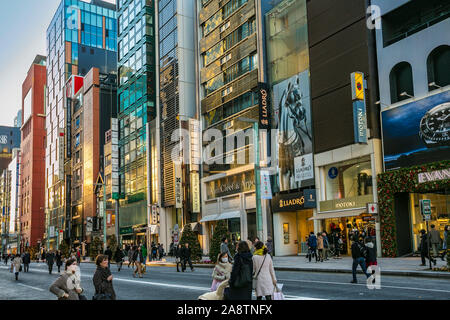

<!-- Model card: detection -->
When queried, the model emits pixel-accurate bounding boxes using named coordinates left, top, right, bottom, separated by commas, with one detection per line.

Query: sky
left=0, top=0, right=60, bottom=127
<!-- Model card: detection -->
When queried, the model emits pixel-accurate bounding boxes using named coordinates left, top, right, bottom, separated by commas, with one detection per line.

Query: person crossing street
left=22, top=251, right=31, bottom=272
left=12, top=254, right=23, bottom=281
left=114, top=246, right=125, bottom=272
left=181, top=243, right=194, bottom=272
left=46, top=250, right=55, bottom=274
left=350, top=236, right=370, bottom=284
left=55, top=250, right=63, bottom=273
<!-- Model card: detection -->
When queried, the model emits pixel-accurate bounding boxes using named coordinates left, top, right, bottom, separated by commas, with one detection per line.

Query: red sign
left=66, top=75, right=84, bottom=98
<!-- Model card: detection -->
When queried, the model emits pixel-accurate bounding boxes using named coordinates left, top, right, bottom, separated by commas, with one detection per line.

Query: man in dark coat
left=46, top=250, right=55, bottom=274
left=55, top=250, right=63, bottom=273
left=114, top=247, right=124, bottom=272
left=181, top=243, right=194, bottom=272
left=350, top=237, right=370, bottom=284
left=22, top=251, right=31, bottom=272
left=419, top=229, right=437, bottom=266
left=227, top=241, right=253, bottom=300
left=104, top=247, right=113, bottom=269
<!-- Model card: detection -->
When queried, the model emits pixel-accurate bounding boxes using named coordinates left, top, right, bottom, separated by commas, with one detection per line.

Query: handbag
left=273, top=284, right=285, bottom=300
left=252, top=255, right=267, bottom=289
left=233, top=257, right=252, bottom=288
left=19, top=265, right=22, bottom=272
left=210, top=278, right=221, bottom=292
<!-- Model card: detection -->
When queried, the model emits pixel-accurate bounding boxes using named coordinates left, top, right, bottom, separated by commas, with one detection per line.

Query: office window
left=427, top=45, right=450, bottom=90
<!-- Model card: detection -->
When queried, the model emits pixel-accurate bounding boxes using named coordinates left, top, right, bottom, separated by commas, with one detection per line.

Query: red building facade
left=20, top=55, right=47, bottom=250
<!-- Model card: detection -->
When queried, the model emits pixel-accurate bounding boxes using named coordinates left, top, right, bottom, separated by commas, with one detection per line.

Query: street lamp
left=237, top=117, right=263, bottom=240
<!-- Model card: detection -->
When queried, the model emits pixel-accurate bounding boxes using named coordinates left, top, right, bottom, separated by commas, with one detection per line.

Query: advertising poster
left=382, top=90, right=450, bottom=171
left=273, top=70, right=313, bottom=191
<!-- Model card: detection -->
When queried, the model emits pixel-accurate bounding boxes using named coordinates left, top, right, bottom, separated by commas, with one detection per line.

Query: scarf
left=254, top=248, right=265, bottom=256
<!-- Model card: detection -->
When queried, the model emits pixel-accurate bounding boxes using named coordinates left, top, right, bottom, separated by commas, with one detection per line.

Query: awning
left=308, top=208, right=366, bottom=220
left=200, top=211, right=241, bottom=223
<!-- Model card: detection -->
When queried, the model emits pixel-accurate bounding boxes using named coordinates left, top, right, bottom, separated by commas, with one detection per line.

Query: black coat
left=420, top=234, right=430, bottom=254
left=132, top=250, right=144, bottom=263
left=114, top=249, right=124, bottom=262
left=228, top=252, right=253, bottom=300
left=180, top=247, right=191, bottom=259
left=93, top=266, right=116, bottom=300
left=174, top=247, right=182, bottom=258
left=22, top=253, right=31, bottom=264
left=46, top=253, right=55, bottom=265
left=55, top=253, right=63, bottom=266
left=104, top=249, right=113, bottom=261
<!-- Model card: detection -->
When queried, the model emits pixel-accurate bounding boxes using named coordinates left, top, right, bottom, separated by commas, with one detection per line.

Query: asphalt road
left=0, top=262, right=449, bottom=300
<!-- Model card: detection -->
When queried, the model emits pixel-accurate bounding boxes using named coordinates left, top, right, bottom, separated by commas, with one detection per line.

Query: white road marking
left=278, top=278, right=450, bottom=294
left=17, top=283, right=45, bottom=291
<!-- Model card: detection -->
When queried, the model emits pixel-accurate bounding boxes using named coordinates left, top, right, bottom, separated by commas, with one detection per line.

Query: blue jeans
left=352, top=257, right=370, bottom=281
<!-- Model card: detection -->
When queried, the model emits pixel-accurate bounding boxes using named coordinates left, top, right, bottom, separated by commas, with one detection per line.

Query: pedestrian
left=265, top=236, right=274, bottom=258
left=307, top=232, right=318, bottom=262
left=174, top=244, right=182, bottom=272
left=132, top=245, right=144, bottom=278
left=158, top=243, right=165, bottom=260
left=3, top=253, right=8, bottom=265
left=12, top=254, right=23, bottom=281
left=429, top=224, right=442, bottom=258
left=42, top=249, right=46, bottom=263
left=114, top=247, right=124, bottom=272
left=350, top=236, right=370, bottom=284
left=181, top=243, right=194, bottom=272
left=104, top=247, right=113, bottom=270
left=226, top=241, right=253, bottom=301
left=441, top=226, right=448, bottom=261
left=142, top=244, right=147, bottom=264
left=128, top=246, right=134, bottom=268
left=55, top=250, right=63, bottom=273
left=151, top=242, right=158, bottom=261
left=419, top=229, right=436, bottom=266
left=317, top=233, right=324, bottom=262
left=46, top=250, right=55, bottom=274
left=252, top=241, right=277, bottom=300
left=333, top=232, right=342, bottom=258
left=49, top=258, right=84, bottom=300
left=220, top=237, right=233, bottom=262
left=211, top=252, right=232, bottom=292
left=22, top=250, right=31, bottom=272
left=76, top=247, right=81, bottom=264
left=322, top=232, right=329, bottom=260
left=364, top=238, right=377, bottom=266
left=93, top=254, right=116, bottom=300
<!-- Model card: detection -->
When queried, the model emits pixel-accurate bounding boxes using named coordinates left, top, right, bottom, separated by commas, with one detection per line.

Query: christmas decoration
left=179, top=224, right=203, bottom=261
left=378, top=160, right=450, bottom=257
left=208, top=220, right=234, bottom=263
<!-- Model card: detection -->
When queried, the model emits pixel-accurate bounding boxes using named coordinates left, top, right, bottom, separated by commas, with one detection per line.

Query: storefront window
left=324, top=157, right=372, bottom=201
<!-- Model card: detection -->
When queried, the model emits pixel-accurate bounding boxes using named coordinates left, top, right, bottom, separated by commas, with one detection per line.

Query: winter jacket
left=220, top=242, right=233, bottom=259
left=93, top=266, right=116, bottom=300
left=132, top=250, right=144, bottom=263
left=22, top=253, right=31, bottom=264
left=104, top=249, right=113, bottom=261
left=430, top=229, right=441, bottom=245
left=317, top=236, right=324, bottom=250
left=181, top=247, right=191, bottom=259
left=420, top=234, right=430, bottom=253
left=212, top=261, right=232, bottom=282
left=322, top=235, right=329, bottom=248
left=307, top=234, right=317, bottom=248
left=351, top=242, right=366, bottom=259
left=49, top=270, right=83, bottom=300
left=55, top=253, right=63, bottom=267
left=265, top=240, right=273, bottom=254
left=46, top=253, right=55, bottom=265
left=252, top=254, right=277, bottom=297
left=228, top=252, right=253, bottom=300
left=12, top=257, right=22, bottom=273
left=114, top=249, right=124, bottom=262
left=174, top=247, right=182, bottom=259
left=365, top=242, right=377, bottom=263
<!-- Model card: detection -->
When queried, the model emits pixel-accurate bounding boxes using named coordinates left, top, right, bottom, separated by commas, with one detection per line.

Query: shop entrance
left=297, top=210, right=314, bottom=254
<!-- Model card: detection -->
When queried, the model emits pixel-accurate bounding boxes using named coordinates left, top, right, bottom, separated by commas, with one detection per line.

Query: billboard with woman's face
left=382, top=90, right=450, bottom=171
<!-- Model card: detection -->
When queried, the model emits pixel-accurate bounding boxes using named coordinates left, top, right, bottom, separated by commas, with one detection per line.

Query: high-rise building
left=117, top=0, right=156, bottom=246
left=14, top=111, right=23, bottom=128
left=197, top=0, right=274, bottom=253
left=45, top=0, right=117, bottom=250
left=20, top=55, right=47, bottom=251
left=157, top=0, right=197, bottom=249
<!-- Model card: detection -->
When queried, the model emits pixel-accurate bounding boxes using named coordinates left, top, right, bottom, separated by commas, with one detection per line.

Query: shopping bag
left=273, top=284, right=285, bottom=300
left=210, top=279, right=221, bottom=292
left=10, top=264, right=13, bottom=273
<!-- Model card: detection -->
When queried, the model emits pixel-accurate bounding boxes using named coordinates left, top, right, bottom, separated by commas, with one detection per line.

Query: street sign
left=366, top=203, right=378, bottom=215
left=420, top=199, right=432, bottom=221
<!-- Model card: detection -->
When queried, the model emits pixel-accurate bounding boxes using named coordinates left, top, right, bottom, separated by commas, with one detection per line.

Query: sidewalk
left=145, top=255, right=450, bottom=279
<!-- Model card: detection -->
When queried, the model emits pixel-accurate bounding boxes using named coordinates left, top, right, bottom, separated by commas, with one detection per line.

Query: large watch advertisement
left=382, top=90, right=450, bottom=171
left=273, top=70, right=314, bottom=191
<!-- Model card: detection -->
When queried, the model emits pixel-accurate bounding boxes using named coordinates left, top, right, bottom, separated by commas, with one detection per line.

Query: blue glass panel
left=72, top=30, right=77, bottom=42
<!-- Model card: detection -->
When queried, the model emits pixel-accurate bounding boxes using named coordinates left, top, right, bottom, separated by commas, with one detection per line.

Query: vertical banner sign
left=191, top=172, right=201, bottom=213
left=151, top=205, right=158, bottom=225
left=420, top=199, right=431, bottom=221
left=294, top=153, right=314, bottom=183
left=189, top=119, right=201, bottom=171
left=351, top=72, right=368, bottom=144
left=175, top=163, right=183, bottom=208
left=58, top=129, right=65, bottom=180
left=260, top=170, right=272, bottom=199
left=258, top=83, right=271, bottom=130
left=111, top=119, right=120, bottom=200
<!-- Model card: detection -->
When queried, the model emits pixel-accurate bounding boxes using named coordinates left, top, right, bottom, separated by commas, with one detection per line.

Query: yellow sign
left=352, top=72, right=365, bottom=101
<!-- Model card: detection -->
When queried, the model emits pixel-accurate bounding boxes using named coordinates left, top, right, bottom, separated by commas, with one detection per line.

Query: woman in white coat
left=252, top=241, right=277, bottom=300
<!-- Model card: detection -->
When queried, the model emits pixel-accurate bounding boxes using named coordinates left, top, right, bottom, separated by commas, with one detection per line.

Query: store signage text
left=280, top=196, right=305, bottom=208
left=336, top=201, right=356, bottom=209
left=418, top=169, right=450, bottom=184
left=258, top=83, right=271, bottom=130
left=272, top=191, right=316, bottom=212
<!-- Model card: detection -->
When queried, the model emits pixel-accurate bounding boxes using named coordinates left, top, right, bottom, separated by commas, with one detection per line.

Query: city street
left=0, top=262, right=449, bottom=300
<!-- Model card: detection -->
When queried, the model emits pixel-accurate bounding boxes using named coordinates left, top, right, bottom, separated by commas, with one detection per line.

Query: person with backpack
left=227, top=241, right=253, bottom=300
left=252, top=241, right=277, bottom=300
left=350, top=236, right=370, bottom=284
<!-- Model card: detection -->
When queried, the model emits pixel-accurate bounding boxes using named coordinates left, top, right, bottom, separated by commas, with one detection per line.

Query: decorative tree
left=179, top=224, right=202, bottom=262
left=90, top=237, right=104, bottom=261
left=209, top=220, right=233, bottom=263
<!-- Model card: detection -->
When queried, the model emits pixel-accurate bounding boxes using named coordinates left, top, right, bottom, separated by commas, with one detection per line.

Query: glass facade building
left=117, top=0, right=156, bottom=243
left=45, top=0, right=117, bottom=249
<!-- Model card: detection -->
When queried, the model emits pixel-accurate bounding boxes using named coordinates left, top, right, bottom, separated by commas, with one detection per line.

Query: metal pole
left=254, top=122, right=263, bottom=240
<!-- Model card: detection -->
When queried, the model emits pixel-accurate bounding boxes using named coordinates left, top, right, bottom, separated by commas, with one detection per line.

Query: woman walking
left=175, top=244, right=183, bottom=272
left=132, top=246, right=144, bottom=278
left=12, top=254, right=22, bottom=281
left=93, top=254, right=116, bottom=300
left=227, top=241, right=253, bottom=300
left=49, top=258, right=84, bottom=300
left=55, top=250, right=63, bottom=273
left=252, top=242, right=277, bottom=300
left=211, top=252, right=232, bottom=292
left=114, top=246, right=125, bottom=272
left=317, top=233, right=324, bottom=262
